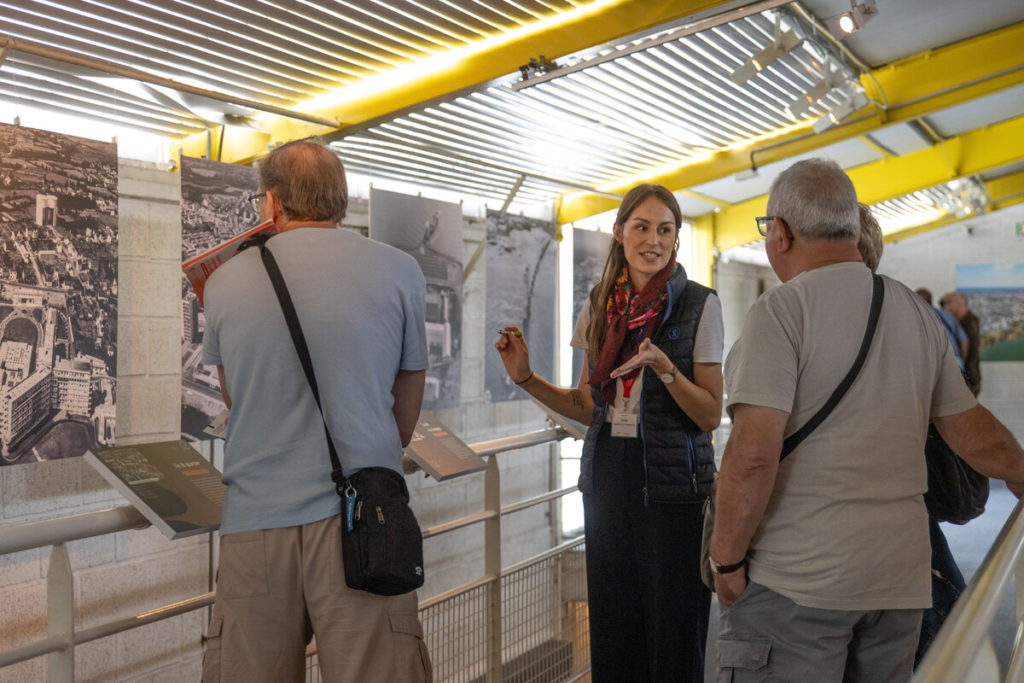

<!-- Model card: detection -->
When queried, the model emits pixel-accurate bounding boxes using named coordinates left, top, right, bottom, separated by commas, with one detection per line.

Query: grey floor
left=703, top=480, right=1018, bottom=680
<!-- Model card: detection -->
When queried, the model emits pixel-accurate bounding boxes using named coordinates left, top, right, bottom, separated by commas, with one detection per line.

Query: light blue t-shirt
left=203, top=228, right=427, bottom=534
left=935, top=307, right=968, bottom=367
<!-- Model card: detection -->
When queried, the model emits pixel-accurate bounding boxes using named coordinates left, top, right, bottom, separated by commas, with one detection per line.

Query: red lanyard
left=622, top=377, right=637, bottom=399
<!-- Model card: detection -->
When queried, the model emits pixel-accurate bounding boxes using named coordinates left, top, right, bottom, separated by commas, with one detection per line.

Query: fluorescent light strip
left=340, top=145, right=524, bottom=189
left=340, top=138, right=522, bottom=184
left=24, top=0, right=349, bottom=91
left=464, top=0, right=528, bottom=25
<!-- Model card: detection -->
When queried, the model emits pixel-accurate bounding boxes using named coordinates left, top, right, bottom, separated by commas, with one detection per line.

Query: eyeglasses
left=755, top=215, right=777, bottom=237
left=245, top=192, right=266, bottom=210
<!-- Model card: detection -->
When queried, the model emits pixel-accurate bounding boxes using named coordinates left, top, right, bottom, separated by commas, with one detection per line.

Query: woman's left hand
left=610, top=338, right=672, bottom=378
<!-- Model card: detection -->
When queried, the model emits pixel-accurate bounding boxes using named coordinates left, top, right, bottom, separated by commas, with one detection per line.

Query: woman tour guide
left=495, top=184, right=724, bottom=682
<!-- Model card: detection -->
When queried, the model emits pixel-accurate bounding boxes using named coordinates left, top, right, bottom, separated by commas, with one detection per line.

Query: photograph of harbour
left=0, top=123, right=118, bottom=465
left=179, top=155, right=259, bottom=440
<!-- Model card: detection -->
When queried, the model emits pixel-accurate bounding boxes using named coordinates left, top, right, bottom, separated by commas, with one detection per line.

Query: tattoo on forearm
left=569, top=389, right=584, bottom=412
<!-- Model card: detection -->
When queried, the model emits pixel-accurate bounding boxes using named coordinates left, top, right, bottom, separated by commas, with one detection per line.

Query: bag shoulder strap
left=780, top=273, right=885, bottom=460
left=258, top=244, right=347, bottom=491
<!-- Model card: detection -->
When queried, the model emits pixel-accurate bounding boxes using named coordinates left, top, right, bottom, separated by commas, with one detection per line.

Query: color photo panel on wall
left=370, top=188, right=463, bottom=410
left=179, top=155, right=259, bottom=440
left=485, top=210, right=556, bottom=403
left=0, top=124, right=118, bottom=465
left=572, top=228, right=612, bottom=382
left=955, top=263, right=1024, bottom=361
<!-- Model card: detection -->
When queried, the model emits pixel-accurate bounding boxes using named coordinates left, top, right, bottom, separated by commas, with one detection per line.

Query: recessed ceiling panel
left=925, top=83, right=1024, bottom=138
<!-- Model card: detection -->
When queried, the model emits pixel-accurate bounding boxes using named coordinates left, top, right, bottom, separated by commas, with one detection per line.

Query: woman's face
left=614, top=194, right=677, bottom=287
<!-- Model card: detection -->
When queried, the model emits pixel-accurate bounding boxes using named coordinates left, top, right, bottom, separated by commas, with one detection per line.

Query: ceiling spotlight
left=731, top=29, right=802, bottom=84
left=824, top=0, right=878, bottom=38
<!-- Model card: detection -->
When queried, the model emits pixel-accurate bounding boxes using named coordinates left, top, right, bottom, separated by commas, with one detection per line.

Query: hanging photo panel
left=955, top=263, right=1024, bottom=361
left=485, top=210, right=556, bottom=403
left=572, top=228, right=612, bottom=383
left=0, top=124, right=118, bottom=465
left=370, top=188, right=463, bottom=410
left=179, top=155, right=259, bottom=440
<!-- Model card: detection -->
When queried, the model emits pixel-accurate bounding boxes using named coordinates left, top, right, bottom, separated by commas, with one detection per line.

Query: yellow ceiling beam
left=558, top=21, right=1024, bottom=224
left=168, top=0, right=739, bottom=165
left=985, top=169, right=1024, bottom=207
left=710, top=115, right=1024, bottom=251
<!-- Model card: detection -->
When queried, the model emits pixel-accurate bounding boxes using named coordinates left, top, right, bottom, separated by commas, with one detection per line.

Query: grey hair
left=258, top=138, right=348, bottom=223
left=767, top=158, right=859, bottom=242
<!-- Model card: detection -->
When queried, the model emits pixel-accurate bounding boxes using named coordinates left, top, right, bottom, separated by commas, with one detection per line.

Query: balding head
left=259, top=138, right=348, bottom=224
left=767, top=159, right=859, bottom=242
left=940, top=292, right=968, bottom=320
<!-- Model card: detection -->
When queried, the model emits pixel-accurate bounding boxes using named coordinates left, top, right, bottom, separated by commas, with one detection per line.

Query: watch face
left=659, top=372, right=675, bottom=384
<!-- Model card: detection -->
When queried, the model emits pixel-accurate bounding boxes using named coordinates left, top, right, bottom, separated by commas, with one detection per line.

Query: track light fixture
left=517, top=56, right=561, bottom=83
left=824, top=0, right=878, bottom=39
left=811, top=85, right=868, bottom=132
left=731, top=28, right=802, bottom=84
left=785, top=66, right=849, bottom=119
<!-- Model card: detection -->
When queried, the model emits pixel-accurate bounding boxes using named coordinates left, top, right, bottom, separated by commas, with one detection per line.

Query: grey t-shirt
left=203, top=228, right=427, bottom=534
left=724, top=262, right=976, bottom=610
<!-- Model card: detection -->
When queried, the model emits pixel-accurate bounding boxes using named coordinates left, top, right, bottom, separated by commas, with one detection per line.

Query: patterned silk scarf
left=590, top=258, right=676, bottom=404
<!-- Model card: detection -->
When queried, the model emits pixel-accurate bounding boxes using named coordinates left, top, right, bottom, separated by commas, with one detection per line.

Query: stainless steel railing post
left=46, top=543, right=74, bottom=683
left=484, top=454, right=503, bottom=683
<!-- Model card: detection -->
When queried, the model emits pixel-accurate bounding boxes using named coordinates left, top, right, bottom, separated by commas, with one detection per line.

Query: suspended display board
left=179, top=155, right=258, bottom=441
left=0, top=123, right=118, bottom=465
left=484, top=210, right=555, bottom=403
left=370, top=188, right=463, bottom=410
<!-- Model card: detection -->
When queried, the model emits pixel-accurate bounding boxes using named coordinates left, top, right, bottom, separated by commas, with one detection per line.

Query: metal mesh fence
left=304, top=540, right=589, bottom=682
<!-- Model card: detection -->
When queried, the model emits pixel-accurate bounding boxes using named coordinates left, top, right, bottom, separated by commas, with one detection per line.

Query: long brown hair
left=584, top=184, right=682, bottom=365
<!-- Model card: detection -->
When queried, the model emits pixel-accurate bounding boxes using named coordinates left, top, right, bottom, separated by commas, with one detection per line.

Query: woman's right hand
left=494, top=326, right=532, bottom=384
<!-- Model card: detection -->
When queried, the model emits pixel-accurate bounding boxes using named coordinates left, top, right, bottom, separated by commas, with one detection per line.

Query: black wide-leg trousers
left=583, top=424, right=710, bottom=683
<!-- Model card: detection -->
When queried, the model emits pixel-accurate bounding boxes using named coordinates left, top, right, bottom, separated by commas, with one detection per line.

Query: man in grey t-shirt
left=200, top=140, right=431, bottom=683
left=709, top=159, right=1024, bottom=682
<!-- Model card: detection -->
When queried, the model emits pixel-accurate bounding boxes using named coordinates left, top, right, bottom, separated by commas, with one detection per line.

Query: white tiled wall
left=0, top=162, right=555, bottom=680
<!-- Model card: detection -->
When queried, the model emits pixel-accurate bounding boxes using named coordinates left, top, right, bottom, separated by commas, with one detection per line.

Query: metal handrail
left=0, top=426, right=575, bottom=679
left=913, top=499, right=1024, bottom=682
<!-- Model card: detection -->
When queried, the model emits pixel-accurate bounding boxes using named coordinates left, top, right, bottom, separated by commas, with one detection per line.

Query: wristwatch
left=709, top=555, right=747, bottom=575
left=658, top=365, right=678, bottom=384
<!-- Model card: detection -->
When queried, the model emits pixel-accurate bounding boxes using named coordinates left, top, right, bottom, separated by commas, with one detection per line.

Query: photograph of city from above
left=179, top=155, right=259, bottom=441
left=0, top=124, right=118, bottom=465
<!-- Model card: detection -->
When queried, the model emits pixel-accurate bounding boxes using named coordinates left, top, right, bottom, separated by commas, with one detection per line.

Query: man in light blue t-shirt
left=200, top=140, right=431, bottom=683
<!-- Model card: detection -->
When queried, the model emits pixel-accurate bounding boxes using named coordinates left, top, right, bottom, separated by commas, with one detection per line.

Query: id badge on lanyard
left=610, top=377, right=639, bottom=438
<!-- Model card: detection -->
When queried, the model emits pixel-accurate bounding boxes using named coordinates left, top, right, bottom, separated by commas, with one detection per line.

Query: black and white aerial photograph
left=572, top=228, right=612, bottom=382
left=179, top=155, right=258, bottom=441
left=0, top=124, right=118, bottom=466
left=485, top=210, right=555, bottom=403
left=370, top=187, right=463, bottom=410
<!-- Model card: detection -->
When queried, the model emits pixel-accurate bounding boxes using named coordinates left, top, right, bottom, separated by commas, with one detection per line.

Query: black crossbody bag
left=258, top=242, right=425, bottom=596
left=700, top=273, right=884, bottom=590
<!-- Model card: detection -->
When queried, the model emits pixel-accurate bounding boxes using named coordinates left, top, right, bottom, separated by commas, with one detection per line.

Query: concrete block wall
left=0, top=162, right=556, bottom=680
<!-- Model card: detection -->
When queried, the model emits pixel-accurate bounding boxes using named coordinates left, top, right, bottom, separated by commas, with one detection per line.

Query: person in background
left=856, top=205, right=969, bottom=668
left=941, top=291, right=982, bottom=396
left=916, top=287, right=969, bottom=365
left=495, top=183, right=724, bottom=682
left=200, top=139, right=431, bottom=683
left=712, top=159, right=1024, bottom=682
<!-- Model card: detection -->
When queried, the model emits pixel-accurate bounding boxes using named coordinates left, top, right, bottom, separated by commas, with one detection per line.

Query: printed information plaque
left=405, top=415, right=486, bottom=481
left=85, top=440, right=226, bottom=539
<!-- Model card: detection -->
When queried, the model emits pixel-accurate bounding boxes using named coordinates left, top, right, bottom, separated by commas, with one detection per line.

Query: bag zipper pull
left=376, top=505, right=385, bottom=525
